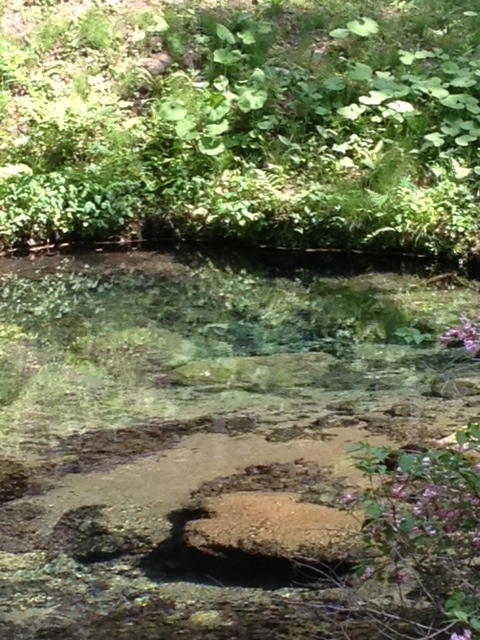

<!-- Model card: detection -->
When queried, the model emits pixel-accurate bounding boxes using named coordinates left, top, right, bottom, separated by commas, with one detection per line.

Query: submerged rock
left=0, top=459, right=29, bottom=504
left=172, top=352, right=336, bottom=390
left=50, top=504, right=172, bottom=561
left=430, top=376, right=480, bottom=398
left=184, top=492, right=361, bottom=563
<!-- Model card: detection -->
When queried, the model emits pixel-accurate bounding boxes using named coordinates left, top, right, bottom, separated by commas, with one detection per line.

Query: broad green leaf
left=424, top=132, right=445, bottom=146
left=450, top=75, right=476, bottom=88
left=238, top=29, right=256, bottom=45
left=346, top=17, right=379, bottom=37
left=337, top=103, right=367, bottom=120
left=216, top=23, right=236, bottom=45
left=414, top=50, right=435, bottom=59
left=238, top=88, right=267, bottom=112
left=204, top=120, right=229, bottom=136
left=278, top=134, right=292, bottom=146
left=198, top=136, right=225, bottom=155
left=348, top=62, right=372, bottom=81
left=387, top=100, right=415, bottom=113
left=429, top=86, right=450, bottom=99
left=359, top=90, right=389, bottom=105
left=460, top=119, right=477, bottom=130
left=322, top=77, right=346, bottom=91
left=206, top=98, right=233, bottom=122
left=455, top=134, right=477, bottom=146
left=399, top=51, right=415, bottom=65
left=373, top=78, right=409, bottom=97
left=441, top=124, right=461, bottom=136
left=329, top=28, right=350, bottom=39
left=332, top=141, right=350, bottom=154
left=440, top=93, right=469, bottom=109
left=149, top=16, right=169, bottom=33
left=175, top=118, right=197, bottom=138
left=258, top=23, right=272, bottom=34
left=158, top=100, right=187, bottom=121
left=256, top=115, right=279, bottom=130
left=442, top=61, right=460, bottom=74
left=213, top=48, right=242, bottom=65
left=250, top=68, right=267, bottom=85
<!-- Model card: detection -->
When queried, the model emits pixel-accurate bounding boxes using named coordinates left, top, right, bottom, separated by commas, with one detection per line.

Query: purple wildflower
left=450, top=630, right=472, bottom=640
left=440, top=315, right=480, bottom=356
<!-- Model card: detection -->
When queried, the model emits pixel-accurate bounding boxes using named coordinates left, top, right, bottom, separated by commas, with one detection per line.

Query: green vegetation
left=0, top=0, right=479, bottom=257
left=350, top=423, right=480, bottom=640
left=0, top=257, right=476, bottom=448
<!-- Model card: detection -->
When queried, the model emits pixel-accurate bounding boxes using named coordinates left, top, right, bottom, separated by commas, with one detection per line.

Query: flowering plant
left=440, top=315, right=480, bottom=357
left=348, top=424, right=480, bottom=639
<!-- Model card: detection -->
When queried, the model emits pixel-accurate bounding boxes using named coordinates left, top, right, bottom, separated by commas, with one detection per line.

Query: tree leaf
left=158, top=100, right=187, bottom=121
left=348, top=62, right=372, bottom=82
left=216, top=23, right=236, bottom=45
left=346, top=17, right=379, bottom=37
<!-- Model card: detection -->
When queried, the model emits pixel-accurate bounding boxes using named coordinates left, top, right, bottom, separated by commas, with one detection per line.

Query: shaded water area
left=0, top=245, right=479, bottom=639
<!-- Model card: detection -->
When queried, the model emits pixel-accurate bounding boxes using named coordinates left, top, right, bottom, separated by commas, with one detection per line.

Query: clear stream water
left=0, top=245, right=478, bottom=639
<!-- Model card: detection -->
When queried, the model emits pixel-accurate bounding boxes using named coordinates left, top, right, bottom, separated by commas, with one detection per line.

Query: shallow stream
left=0, top=246, right=478, bottom=639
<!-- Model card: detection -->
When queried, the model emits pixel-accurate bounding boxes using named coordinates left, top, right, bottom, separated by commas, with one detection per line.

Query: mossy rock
left=172, top=352, right=336, bottom=391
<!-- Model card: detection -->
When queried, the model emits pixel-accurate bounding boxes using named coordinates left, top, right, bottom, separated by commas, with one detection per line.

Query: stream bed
left=0, top=246, right=478, bottom=639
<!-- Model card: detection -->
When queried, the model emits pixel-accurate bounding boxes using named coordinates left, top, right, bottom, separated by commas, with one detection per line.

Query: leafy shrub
left=348, top=423, right=480, bottom=638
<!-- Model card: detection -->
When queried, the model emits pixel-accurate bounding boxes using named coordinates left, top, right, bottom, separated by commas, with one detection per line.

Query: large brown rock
left=184, top=492, right=362, bottom=562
